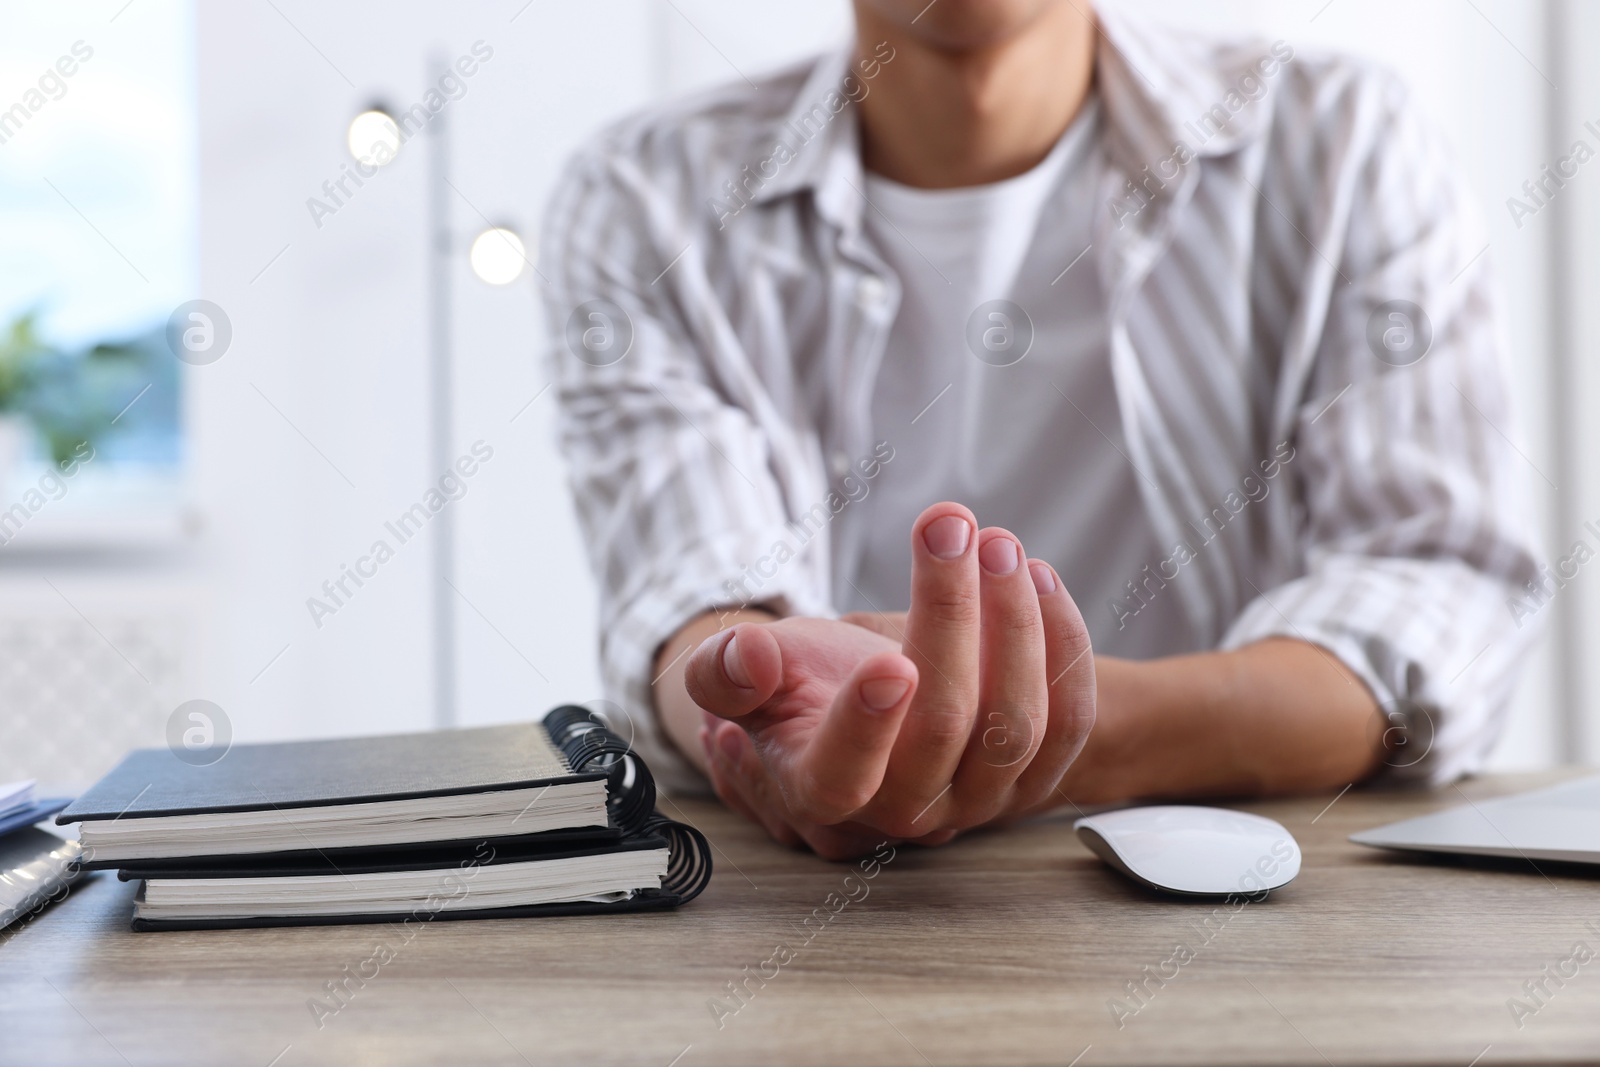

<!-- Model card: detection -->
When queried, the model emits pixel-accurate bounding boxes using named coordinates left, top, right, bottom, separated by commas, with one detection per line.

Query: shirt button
left=855, top=275, right=888, bottom=311
left=830, top=450, right=851, bottom=477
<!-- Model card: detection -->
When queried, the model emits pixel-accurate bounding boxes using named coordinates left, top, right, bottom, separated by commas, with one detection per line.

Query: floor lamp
left=347, top=57, right=528, bottom=732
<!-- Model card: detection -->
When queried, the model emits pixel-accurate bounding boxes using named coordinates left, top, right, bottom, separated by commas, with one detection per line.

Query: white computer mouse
left=1074, top=805, right=1301, bottom=897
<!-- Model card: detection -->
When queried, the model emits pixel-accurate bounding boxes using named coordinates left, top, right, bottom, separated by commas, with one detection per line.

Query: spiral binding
left=646, top=814, right=713, bottom=903
left=543, top=704, right=656, bottom=833
left=543, top=705, right=712, bottom=904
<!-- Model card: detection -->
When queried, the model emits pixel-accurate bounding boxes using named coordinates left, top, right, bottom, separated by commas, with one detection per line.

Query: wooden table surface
left=4, top=771, right=1600, bottom=1067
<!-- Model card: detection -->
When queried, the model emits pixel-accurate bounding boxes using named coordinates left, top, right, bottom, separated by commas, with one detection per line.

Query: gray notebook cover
left=57, top=721, right=596, bottom=823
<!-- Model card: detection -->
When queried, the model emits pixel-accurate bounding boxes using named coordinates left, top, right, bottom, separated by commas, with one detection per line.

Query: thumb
left=684, top=623, right=781, bottom=720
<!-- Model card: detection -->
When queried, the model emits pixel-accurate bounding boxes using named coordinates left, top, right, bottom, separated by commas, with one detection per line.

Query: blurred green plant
left=0, top=311, right=159, bottom=465
left=0, top=314, right=48, bottom=413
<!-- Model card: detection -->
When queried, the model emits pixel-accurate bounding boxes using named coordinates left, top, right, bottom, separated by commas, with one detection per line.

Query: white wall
left=178, top=0, right=1580, bottom=769
left=190, top=0, right=854, bottom=748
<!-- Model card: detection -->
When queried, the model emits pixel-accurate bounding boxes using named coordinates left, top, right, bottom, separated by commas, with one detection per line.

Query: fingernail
left=979, top=537, right=1019, bottom=576
left=722, top=633, right=753, bottom=688
left=922, top=515, right=972, bottom=559
left=717, top=726, right=744, bottom=763
left=1029, top=561, right=1056, bottom=594
left=859, top=676, right=911, bottom=711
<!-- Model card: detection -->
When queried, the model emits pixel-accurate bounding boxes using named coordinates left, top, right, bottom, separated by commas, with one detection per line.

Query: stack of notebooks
left=55, top=706, right=711, bottom=931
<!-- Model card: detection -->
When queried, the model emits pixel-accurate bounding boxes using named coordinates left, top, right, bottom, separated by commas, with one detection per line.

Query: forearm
left=658, top=610, right=1383, bottom=815
left=1058, top=637, right=1385, bottom=805
left=651, top=607, right=779, bottom=777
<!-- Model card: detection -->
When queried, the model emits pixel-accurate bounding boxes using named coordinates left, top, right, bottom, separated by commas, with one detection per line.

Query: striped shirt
left=539, top=7, right=1543, bottom=795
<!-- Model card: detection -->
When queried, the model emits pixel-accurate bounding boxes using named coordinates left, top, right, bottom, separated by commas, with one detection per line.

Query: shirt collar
left=748, top=48, right=869, bottom=228
left=1092, top=4, right=1273, bottom=178
left=749, top=7, right=1275, bottom=230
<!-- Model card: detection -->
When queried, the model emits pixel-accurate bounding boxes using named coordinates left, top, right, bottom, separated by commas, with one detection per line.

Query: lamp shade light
left=347, top=108, right=402, bottom=167
left=469, top=227, right=527, bottom=285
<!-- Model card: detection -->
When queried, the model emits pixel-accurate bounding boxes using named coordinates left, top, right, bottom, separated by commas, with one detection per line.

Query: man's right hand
left=683, top=502, right=1096, bottom=853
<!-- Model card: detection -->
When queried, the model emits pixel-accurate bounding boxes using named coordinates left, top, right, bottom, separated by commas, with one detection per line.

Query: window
left=0, top=0, right=195, bottom=493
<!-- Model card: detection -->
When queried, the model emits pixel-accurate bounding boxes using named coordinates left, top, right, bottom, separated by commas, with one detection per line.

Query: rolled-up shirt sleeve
left=1220, top=72, right=1544, bottom=783
left=538, top=140, right=821, bottom=795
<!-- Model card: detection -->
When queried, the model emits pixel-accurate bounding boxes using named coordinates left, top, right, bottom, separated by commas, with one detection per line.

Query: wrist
left=1054, top=654, right=1128, bottom=806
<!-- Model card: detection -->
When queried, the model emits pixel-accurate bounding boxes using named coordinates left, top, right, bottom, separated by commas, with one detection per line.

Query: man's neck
left=853, top=4, right=1096, bottom=189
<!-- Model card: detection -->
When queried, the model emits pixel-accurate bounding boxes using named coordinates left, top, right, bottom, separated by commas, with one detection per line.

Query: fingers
left=706, top=721, right=892, bottom=860
left=703, top=721, right=801, bottom=847
left=878, top=503, right=981, bottom=825
left=802, top=820, right=900, bottom=862
left=1011, top=560, right=1097, bottom=810
left=788, top=651, right=919, bottom=823
left=948, top=530, right=1049, bottom=822
left=684, top=623, right=782, bottom=720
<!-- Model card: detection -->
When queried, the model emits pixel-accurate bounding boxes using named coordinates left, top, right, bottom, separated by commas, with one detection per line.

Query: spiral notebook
left=57, top=706, right=712, bottom=931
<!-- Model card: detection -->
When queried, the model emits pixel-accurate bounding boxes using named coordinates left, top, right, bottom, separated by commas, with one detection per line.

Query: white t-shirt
left=841, top=96, right=1192, bottom=658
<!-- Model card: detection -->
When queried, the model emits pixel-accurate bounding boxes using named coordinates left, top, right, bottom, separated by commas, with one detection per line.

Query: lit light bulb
left=347, top=108, right=401, bottom=167
left=469, top=227, right=527, bottom=285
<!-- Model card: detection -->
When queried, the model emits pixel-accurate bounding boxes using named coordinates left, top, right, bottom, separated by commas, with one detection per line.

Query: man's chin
left=856, top=0, right=1066, bottom=53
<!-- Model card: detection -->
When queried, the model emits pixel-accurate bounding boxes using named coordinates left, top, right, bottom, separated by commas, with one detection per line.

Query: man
left=540, top=0, right=1540, bottom=859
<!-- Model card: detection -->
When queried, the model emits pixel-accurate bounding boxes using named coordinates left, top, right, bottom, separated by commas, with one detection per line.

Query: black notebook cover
left=58, top=721, right=599, bottom=823
left=121, top=829, right=666, bottom=880
left=128, top=892, right=687, bottom=932
left=98, top=825, right=624, bottom=875
left=126, top=819, right=713, bottom=932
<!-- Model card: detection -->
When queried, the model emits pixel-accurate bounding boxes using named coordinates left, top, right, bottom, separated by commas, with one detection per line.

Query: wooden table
left=4, top=772, right=1599, bottom=1067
